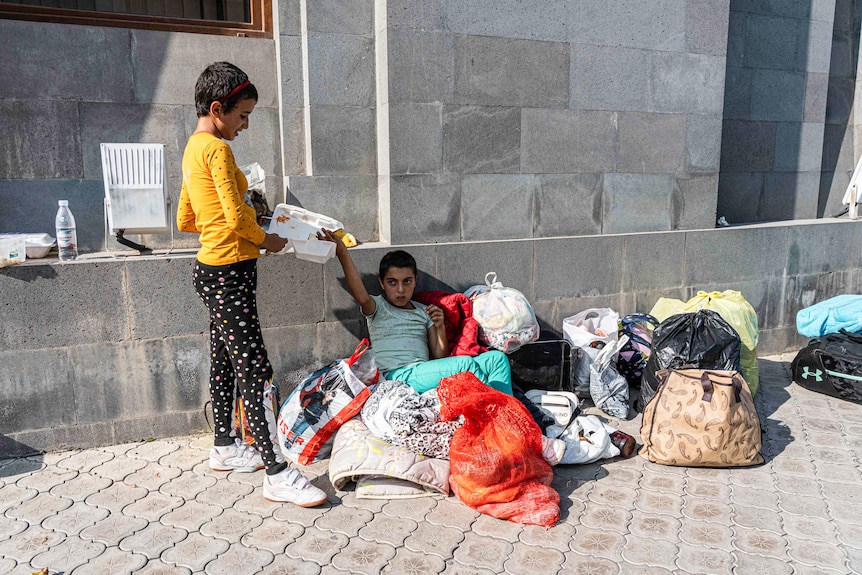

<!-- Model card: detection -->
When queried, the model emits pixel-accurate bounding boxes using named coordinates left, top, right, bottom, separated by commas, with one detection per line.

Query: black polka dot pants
left=193, top=259, right=281, bottom=470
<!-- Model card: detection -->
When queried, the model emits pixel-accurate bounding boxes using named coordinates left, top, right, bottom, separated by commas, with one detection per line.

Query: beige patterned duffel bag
left=640, top=368, right=763, bottom=467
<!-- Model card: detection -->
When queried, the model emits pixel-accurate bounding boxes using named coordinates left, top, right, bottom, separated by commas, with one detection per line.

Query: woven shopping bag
left=640, top=368, right=763, bottom=467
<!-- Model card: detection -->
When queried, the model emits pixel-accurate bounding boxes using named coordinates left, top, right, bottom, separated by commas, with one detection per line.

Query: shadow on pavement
left=756, top=358, right=795, bottom=463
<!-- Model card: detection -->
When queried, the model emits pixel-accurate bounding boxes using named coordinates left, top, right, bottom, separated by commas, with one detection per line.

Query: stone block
left=0, top=99, right=82, bottom=179
left=686, top=0, right=730, bottom=56
left=716, top=172, right=764, bottom=224
left=722, top=67, right=752, bottom=120
left=744, top=14, right=799, bottom=71
left=521, top=109, right=617, bottom=174
left=389, top=103, right=443, bottom=175
left=567, top=0, right=687, bottom=52
left=453, top=35, right=569, bottom=108
left=132, top=31, right=278, bottom=108
left=79, top=103, right=187, bottom=180
left=461, top=175, right=537, bottom=241
left=257, top=251, right=328, bottom=327
left=309, top=106, right=377, bottom=176
left=829, top=31, right=855, bottom=78
left=725, top=11, right=746, bottom=68
left=113, top=410, right=208, bottom=445
left=0, top=348, right=73, bottom=435
left=602, top=173, right=675, bottom=234
left=387, top=29, right=454, bottom=104
left=279, top=35, right=304, bottom=108
left=632, top=288, right=688, bottom=316
left=617, top=112, right=687, bottom=173
left=0, top=20, right=133, bottom=102
left=306, top=0, right=373, bottom=34
left=282, top=106, right=306, bottom=176
left=683, top=278, right=769, bottom=328
left=804, top=72, right=829, bottom=123
left=125, top=257, right=206, bottom=340
left=822, top=123, right=853, bottom=172
left=786, top=220, right=862, bottom=276
left=762, top=171, right=821, bottom=220
left=387, top=0, right=447, bottom=31
left=286, top=175, right=379, bottom=241
left=674, top=173, right=719, bottom=230
left=442, top=106, right=520, bottom=174
left=758, top=326, right=802, bottom=354
left=307, top=33, right=375, bottom=107
left=831, top=0, right=852, bottom=29
left=720, top=120, right=777, bottom=173
left=322, top=245, right=385, bottom=323
left=825, top=76, right=854, bottom=125
left=622, top=231, right=686, bottom=291
left=534, top=174, right=602, bottom=238
left=774, top=122, right=825, bottom=172
left=389, top=174, right=460, bottom=244
left=444, top=0, right=568, bottom=41
left=651, top=52, right=726, bottom=114
left=749, top=69, right=806, bottom=122
left=0, top=178, right=106, bottom=252
left=799, top=19, right=834, bottom=74
left=571, top=45, right=652, bottom=112
left=277, top=0, right=301, bottom=35
left=437, top=240, right=534, bottom=297
left=683, top=226, right=789, bottom=285
left=315, top=319, right=370, bottom=368
left=534, top=236, right=624, bottom=300
left=818, top=170, right=850, bottom=218
left=261, top=324, right=318, bottom=386
left=686, top=114, right=724, bottom=173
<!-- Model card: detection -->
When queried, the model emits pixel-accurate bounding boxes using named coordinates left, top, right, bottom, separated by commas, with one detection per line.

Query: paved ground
left=1, top=355, right=861, bottom=575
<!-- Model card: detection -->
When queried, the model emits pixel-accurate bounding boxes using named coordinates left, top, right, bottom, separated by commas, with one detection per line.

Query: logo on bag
left=801, top=367, right=823, bottom=382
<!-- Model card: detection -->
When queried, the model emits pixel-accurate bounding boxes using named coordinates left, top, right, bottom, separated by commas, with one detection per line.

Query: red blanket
left=414, top=290, right=487, bottom=357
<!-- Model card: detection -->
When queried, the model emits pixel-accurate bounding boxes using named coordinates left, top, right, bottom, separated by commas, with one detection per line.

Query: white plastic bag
left=589, top=336, right=630, bottom=419
left=467, top=272, right=540, bottom=353
left=562, top=308, right=620, bottom=398
left=524, top=389, right=581, bottom=429
left=554, top=415, right=621, bottom=465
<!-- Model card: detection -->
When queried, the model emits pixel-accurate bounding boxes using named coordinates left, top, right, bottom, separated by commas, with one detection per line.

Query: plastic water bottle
left=55, top=200, right=78, bottom=261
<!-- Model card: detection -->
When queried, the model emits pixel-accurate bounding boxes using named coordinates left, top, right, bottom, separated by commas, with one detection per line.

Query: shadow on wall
left=0, top=436, right=42, bottom=460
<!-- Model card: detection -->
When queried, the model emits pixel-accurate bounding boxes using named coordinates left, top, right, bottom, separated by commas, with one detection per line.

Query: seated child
left=317, top=229, right=513, bottom=395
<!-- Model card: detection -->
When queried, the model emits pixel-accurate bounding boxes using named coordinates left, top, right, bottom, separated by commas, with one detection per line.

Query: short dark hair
left=379, top=250, right=417, bottom=278
left=194, top=61, right=259, bottom=117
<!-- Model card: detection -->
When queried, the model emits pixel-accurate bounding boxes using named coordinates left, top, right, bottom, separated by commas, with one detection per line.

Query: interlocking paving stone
left=30, top=538, right=106, bottom=573
left=79, top=513, right=148, bottom=545
left=614, top=566, right=673, bottom=575
left=41, top=499, right=110, bottom=535
left=241, top=517, right=305, bottom=553
left=0, top=525, right=65, bottom=563
left=285, top=530, right=348, bottom=565
left=579, top=503, right=632, bottom=532
left=626, top=510, right=681, bottom=543
left=639, top=469, right=685, bottom=492
left=119, top=524, right=188, bottom=558
left=729, top=485, right=781, bottom=511
left=633, top=489, right=683, bottom=516
left=470, top=513, right=522, bottom=542
left=403, top=522, right=465, bottom=559
left=6, top=491, right=72, bottom=523
left=785, top=535, right=850, bottom=571
left=233, top=486, right=279, bottom=517
left=129, top=440, right=181, bottom=462
left=503, top=542, right=564, bottom=574
left=160, top=472, right=217, bottom=499
left=0, top=517, right=26, bottom=541
left=381, top=548, right=445, bottom=575
left=452, top=532, right=513, bottom=572
left=133, top=560, right=193, bottom=574
left=676, top=545, right=734, bottom=575
left=0, top=558, right=14, bottom=573
left=69, top=546, right=148, bottom=574
left=806, top=429, right=847, bottom=448
left=49, top=471, right=113, bottom=501
left=315, top=503, right=373, bottom=536
left=588, top=482, right=639, bottom=509
left=732, top=525, right=790, bottom=559
left=259, top=554, right=321, bottom=575
left=330, top=537, right=396, bottom=574
left=777, top=492, right=831, bottom=518
left=200, top=508, right=264, bottom=542
left=727, top=468, right=776, bottom=490
left=358, top=514, right=418, bottom=546
left=56, top=449, right=115, bottom=473
left=337, top=492, right=388, bottom=513
left=84, top=482, right=148, bottom=512
left=123, top=491, right=184, bottom=521
left=272, top=498, right=332, bottom=526
left=618, top=536, right=679, bottom=570
left=833, top=519, right=862, bottom=549
left=821, top=479, right=862, bottom=504
left=684, top=479, right=731, bottom=500
left=680, top=497, right=733, bottom=524
left=438, top=561, right=495, bottom=575
left=15, top=467, right=77, bottom=490
left=160, top=500, right=223, bottom=532
left=203, top=544, right=274, bottom=575
left=678, top=518, right=734, bottom=551
left=847, top=548, right=862, bottom=575
left=425, top=497, right=479, bottom=531
left=772, top=456, right=818, bottom=479
left=602, top=464, right=643, bottom=484
left=159, top=448, right=209, bottom=471
left=731, top=504, right=785, bottom=533
left=794, top=565, right=850, bottom=575
left=125, top=463, right=184, bottom=490
left=773, top=473, right=823, bottom=497
left=518, top=521, right=575, bottom=552
left=161, top=532, right=230, bottom=571
left=0, top=484, right=37, bottom=511
left=90, top=456, right=149, bottom=481
left=827, top=499, right=862, bottom=524
left=101, top=441, right=149, bottom=456
left=558, top=492, right=587, bottom=524
left=783, top=512, right=837, bottom=541
left=0, top=459, right=43, bottom=486
left=732, top=552, right=793, bottom=574
left=569, top=528, right=625, bottom=561
left=558, top=553, right=622, bottom=575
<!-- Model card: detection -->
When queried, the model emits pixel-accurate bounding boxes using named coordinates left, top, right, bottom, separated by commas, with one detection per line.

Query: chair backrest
left=100, top=143, right=169, bottom=234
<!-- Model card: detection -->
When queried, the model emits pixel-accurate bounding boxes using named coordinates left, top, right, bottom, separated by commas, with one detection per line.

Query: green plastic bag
left=650, top=291, right=759, bottom=395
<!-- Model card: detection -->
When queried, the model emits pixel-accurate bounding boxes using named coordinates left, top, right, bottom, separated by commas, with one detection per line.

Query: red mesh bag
left=437, top=372, right=560, bottom=526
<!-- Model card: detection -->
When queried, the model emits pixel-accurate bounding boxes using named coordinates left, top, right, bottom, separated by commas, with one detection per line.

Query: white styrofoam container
left=0, top=234, right=26, bottom=267
left=22, top=233, right=56, bottom=258
left=268, top=204, right=343, bottom=264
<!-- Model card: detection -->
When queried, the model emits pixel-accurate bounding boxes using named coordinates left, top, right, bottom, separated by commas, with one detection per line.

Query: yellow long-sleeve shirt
left=177, top=132, right=265, bottom=266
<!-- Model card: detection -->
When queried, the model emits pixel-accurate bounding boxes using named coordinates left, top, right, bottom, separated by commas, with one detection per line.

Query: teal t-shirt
left=364, top=294, right=433, bottom=374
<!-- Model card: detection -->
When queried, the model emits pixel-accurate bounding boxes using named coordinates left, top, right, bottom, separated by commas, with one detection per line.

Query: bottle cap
left=58, top=200, right=69, bottom=207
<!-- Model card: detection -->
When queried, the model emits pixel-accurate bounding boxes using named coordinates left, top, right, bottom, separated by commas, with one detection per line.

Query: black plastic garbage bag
left=637, top=309, right=741, bottom=412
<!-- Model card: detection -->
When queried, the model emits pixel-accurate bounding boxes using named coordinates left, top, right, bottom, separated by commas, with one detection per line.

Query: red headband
left=218, top=80, right=250, bottom=103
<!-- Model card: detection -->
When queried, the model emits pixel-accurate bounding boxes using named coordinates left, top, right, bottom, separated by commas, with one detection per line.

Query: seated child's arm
left=317, top=228, right=376, bottom=316
left=426, top=305, right=449, bottom=359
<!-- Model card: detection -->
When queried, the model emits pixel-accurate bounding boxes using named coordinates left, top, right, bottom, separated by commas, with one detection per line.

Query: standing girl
left=177, top=61, right=326, bottom=507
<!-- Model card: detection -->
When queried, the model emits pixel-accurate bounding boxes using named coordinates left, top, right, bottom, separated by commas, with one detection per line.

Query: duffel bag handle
left=699, top=371, right=743, bottom=403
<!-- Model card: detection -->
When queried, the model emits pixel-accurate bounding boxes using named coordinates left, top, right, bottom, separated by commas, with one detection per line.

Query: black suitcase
left=791, top=330, right=862, bottom=404
left=507, top=339, right=579, bottom=393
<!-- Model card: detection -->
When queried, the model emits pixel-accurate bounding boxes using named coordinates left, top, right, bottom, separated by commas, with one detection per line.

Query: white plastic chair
left=100, top=143, right=172, bottom=253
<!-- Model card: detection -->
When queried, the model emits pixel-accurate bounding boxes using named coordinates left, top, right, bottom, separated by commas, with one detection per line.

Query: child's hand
left=425, top=304, right=445, bottom=329
left=316, top=228, right=346, bottom=255
left=260, top=233, right=288, bottom=254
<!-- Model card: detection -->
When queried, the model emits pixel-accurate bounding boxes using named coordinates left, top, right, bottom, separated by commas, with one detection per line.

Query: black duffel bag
left=507, top=339, right=579, bottom=393
left=791, top=330, right=862, bottom=404
left=638, top=309, right=742, bottom=412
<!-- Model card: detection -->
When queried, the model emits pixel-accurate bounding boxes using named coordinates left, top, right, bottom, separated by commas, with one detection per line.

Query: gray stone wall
left=0, top=20, right=281, bottom=252
left=717, top=0, right=838, bottom=223
left=2, top=219, right=860, bottom=455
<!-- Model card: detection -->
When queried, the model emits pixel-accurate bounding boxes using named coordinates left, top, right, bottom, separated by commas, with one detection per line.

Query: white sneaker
left=263, top=467, right=327, bottom=507
left=541, top=435, right=567, bottom=467
left=209, top=439, right=265, bottom=472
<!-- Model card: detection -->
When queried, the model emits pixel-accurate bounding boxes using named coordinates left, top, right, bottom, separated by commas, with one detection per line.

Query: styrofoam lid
left=22, top=233, right=56, bottom=246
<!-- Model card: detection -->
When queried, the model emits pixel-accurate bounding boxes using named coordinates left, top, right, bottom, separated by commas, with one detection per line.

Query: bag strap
left=838, top=328, right=862, bottom=345
left=621, top=313, right=659, bottom=329
left=345, top=338, right=371, bottom=366
left=484, top=271, right=503, bottom=289
left=699, top=370, right=743, bottom=403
